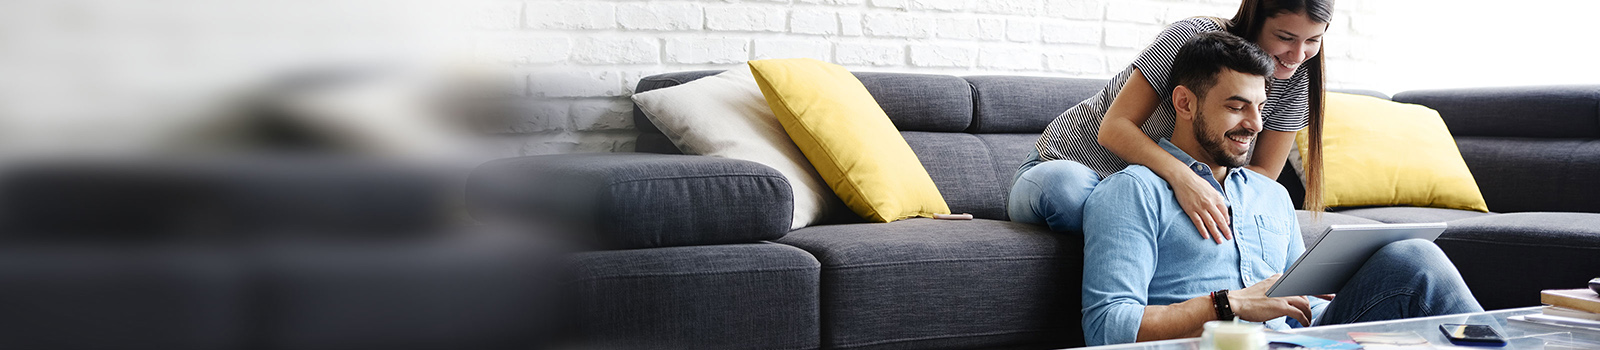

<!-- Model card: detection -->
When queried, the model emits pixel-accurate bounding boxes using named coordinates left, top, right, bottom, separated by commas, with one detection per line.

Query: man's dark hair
left=1168, top=31, right=1275, bottom=98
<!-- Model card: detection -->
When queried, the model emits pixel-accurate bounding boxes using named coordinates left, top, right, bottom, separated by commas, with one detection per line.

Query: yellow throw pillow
left=748, top=58, right=950, bottom=222
left=1297, top=92, right=1488, bottom=212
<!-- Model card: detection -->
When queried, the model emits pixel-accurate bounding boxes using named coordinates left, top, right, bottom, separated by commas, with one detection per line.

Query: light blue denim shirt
left=1080, top=139, right=1327, bottom=346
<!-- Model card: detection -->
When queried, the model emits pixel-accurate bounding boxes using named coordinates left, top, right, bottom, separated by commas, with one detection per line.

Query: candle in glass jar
left=1202, top=321, right=1266, bottom=350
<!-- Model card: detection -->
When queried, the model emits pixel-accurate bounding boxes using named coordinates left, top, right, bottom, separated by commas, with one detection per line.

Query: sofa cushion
left=632, top=67, right=837, bottom=230
left=1296, top=92, right=1487, bottom=212
left=1453, top=137, right=1600, bottom=213
left=777, top=219, right=1082, bottom=350
left=965, top=75, right=1105, bottom=134
left=1432, top=213, right=1600, bottom=310
left=856, top=72, right=973, bottom=132
left=750, top=59, right=950, bottom=223
left=0, top=246, right=245, bottom=350
left=1333, top=207, right=1493, bottom=224
left=252, top=230, right=567, bottom=350
left=1393, top=85, right=1600, bottom=139
left=902, top=132, right=1006, bottom=220
left=571, top=242, right=821, bottom=350
left=468, top=153, right=792, bottom=249
left=976, top=134, right=1043, bottom=208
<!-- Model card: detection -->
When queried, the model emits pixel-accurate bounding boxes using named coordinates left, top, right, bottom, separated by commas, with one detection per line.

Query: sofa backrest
left=633, top=70, right=1105, bottom=221
left=1394, top=86, right=1600, bottom=213
left=632, top=70, right=1413, bottom=222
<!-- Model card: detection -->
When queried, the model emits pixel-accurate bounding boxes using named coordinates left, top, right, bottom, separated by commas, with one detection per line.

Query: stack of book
left=1511, top=288, right=1600, bottom=330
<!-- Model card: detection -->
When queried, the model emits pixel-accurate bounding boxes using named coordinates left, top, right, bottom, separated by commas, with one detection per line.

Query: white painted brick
left=840, top=13, right=864, bottom=36
left=1006, top=19, right=1040, bottom=43
left=1042, top=21, right=1101, bottom=45
left=977, top=18, right=1006, bottom=41
left=530, top=70, right=625, bottom=98
left=974, top=0, right=1042, bottom=16
left=478, top=36, right=570, bottom=64
left=1105, top=51, right=1137, bottom=72
left=469, top=1, right=521, bottom=30
left=835, top=42, right=904, bottom=66
left=496, top=100, right=568, bottom=134
left=979, top=47, right=1041, bottom=70
left=526, top=2, right=615, bottom=30
left=912, top=0, right=970, bottom=12
left=909, top=45, right=976, bottom=67
left=912, top=16, right=936, bottom=39
left=1160, top=4, right=1233, bottom=24
left=520, top=140, right=579, bottom=156
left=706, top=6, right=787, bottom=32
left=571, top=99, right=634, bottom=131
left=1348, top=13, right=1377, bottom=35
left=863, top=14, right=916, bottom=38
left=622, top=70, right=653, bottom=94
left=870, top=0, right=908, bottom=10
left=617, top=3, right=703, bottom=31
left=799, top=0, right=866, bottom=5
left=1107, top=1, right=1165, bottom=24
left=790, top=9, right=839, bottom=35
left=572, top=37, right=660, bottom=65
left=1104, top=23, right=1161, bottom=49
left=936, top=17, right=979, bottom=40
left=665, top=37, right=750, bottom=64
left=754, top=39, right=832, bottom=61
left=1045, top=0, right=1104, bottom=20
left=1046, top=51, right=1106, bottom=74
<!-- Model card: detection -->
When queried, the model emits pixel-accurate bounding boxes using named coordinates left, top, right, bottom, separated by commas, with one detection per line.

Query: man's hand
left=1227, top=274, right=1313, bottom=326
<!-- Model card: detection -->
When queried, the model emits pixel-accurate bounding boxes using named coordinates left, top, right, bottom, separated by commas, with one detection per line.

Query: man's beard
left=1193, top=109, right=1254, bottom=168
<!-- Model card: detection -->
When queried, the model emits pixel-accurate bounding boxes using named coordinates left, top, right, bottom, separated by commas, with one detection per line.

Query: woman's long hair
left=1224, top=0, right=1333, bottom=212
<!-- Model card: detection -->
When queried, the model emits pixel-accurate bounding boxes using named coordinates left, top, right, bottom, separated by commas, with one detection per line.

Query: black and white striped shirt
left=1035, top=17, right=1310, bottom=177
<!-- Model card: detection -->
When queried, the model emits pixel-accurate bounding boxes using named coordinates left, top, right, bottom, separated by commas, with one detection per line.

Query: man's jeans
left=1306, top=239, right=1484, bottom=326
left=1008, top=150, right=1100, bottom=232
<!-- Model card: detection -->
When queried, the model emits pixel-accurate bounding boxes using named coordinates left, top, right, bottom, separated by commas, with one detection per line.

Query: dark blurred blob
left=0, top=157, right=574, bottom=350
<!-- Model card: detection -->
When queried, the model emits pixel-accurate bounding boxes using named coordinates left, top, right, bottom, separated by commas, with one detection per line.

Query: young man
left=1079, top=31, right=1483, bottom=346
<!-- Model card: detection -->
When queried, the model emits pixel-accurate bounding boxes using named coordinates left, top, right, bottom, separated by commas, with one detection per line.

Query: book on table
left=1542, top=288, right=1600, bottom=314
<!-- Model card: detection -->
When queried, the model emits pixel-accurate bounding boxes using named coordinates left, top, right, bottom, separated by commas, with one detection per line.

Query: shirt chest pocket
left=1254, top=215, right=1294, bottom=267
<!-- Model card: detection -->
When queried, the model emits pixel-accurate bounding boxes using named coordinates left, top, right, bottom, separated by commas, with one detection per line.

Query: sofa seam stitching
left=1437, top=237, right=1600, bottom=249
left=822, top=255, right=1060, bottom=269
left=573, top=266, right=821, bottom=282
left=607, top=173, right=786, bottom=186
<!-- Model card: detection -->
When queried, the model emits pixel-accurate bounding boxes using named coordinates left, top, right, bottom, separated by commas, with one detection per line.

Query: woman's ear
left=1172, top=85, right=1197, bottom=122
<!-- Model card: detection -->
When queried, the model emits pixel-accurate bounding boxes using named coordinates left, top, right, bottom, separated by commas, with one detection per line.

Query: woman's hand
left=1228, top=274, right=1313, bottom=326
left=1172, top=173, right=1232, bottom=243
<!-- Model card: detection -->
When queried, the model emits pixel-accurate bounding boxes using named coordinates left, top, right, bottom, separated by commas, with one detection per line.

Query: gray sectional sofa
left=471, top=71, right=1600, bottom=349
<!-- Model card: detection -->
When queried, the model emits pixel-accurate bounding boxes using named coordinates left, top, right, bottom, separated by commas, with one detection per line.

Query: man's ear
left=1172, top=85, right=1197, bottom=122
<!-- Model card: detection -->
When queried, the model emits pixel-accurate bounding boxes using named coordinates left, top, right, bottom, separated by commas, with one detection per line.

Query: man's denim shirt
left=1080, top=139, right=1327, bottom=346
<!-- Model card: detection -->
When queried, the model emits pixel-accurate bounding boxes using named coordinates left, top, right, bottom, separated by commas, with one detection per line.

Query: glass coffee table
left=1073, top=307, right=1600, bottom=349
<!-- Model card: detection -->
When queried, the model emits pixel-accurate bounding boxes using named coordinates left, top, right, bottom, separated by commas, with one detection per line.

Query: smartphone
left=1439, top=324, right=1506, bottom=346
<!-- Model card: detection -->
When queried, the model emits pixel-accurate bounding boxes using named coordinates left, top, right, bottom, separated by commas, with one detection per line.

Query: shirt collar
left=1157, top=138, right=1245, bottom=192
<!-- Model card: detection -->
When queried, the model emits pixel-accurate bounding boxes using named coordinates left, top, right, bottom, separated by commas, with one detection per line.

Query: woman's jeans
left=1308, top=239, right=1485, bottom=326
left=1007, top=150, right=1100, bottom=232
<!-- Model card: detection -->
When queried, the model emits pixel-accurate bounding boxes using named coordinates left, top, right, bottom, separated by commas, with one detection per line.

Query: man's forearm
left=1137, top=294, right=1218, bottom=341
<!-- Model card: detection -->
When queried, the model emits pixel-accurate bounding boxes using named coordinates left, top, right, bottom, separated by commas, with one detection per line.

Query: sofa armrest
left=467, top=153, right=793, bottom=250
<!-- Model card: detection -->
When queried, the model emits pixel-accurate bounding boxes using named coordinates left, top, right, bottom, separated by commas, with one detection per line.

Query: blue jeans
left=1007, top=150, right=1100, bottom=232
left=1303, top=239, right=1484, bottom=326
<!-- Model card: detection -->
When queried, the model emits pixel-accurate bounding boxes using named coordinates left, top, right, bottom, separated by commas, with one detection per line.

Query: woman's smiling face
left=1255, top=11, right=1327, bottom=80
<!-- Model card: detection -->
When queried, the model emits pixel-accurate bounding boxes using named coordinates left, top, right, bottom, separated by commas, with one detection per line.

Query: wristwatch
left=1211, top=289, right=1236, bottom=321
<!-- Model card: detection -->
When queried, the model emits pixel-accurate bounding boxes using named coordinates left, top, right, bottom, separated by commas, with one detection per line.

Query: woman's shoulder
left=1169, top=16, right=1227, bottom=33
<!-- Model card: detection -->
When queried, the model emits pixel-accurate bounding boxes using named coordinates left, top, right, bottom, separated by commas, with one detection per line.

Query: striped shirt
left=1035, top=17, right=1310, bottom=177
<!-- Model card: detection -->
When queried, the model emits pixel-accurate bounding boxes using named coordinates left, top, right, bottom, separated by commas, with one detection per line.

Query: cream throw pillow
left=630, top=67, right=837, bottom=230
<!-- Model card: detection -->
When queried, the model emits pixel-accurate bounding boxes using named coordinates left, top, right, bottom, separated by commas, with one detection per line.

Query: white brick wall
left=495, top=0, right=1384, bottom=155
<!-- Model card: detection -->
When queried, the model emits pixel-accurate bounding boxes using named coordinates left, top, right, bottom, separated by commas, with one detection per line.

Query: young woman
left=1008, top=0, right=1330, bottom=241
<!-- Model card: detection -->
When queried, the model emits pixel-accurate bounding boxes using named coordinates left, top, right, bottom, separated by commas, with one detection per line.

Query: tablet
left=1265, top=223, right=1447, bottom=298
